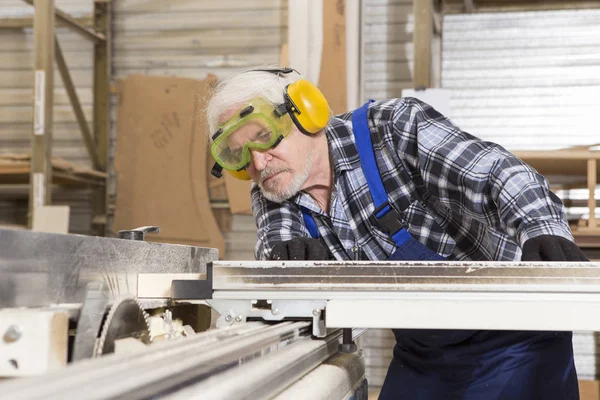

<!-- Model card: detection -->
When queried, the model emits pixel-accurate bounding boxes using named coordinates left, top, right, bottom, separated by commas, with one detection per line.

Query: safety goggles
left=210, top=98, right=294, bottom=173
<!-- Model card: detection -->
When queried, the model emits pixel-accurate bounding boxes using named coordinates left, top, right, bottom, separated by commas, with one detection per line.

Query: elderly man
left=206, top=66, right=587, bottom=400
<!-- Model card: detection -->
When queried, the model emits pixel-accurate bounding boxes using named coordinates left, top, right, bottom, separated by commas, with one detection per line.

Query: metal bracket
left=171, top=262, right=213, bottom=300
left=208, top=299, right=328, bottom=338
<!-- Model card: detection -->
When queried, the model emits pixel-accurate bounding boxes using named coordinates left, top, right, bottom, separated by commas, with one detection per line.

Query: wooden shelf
left=0, top=154, right=106, bottom=188
left=514, top=147, right=599, bottom=232
left=514, top=149, right=600, bottom=179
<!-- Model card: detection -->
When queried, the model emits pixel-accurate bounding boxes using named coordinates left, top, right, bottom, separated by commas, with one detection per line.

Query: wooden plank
left=21, top=0, right=104, bottom=43
left=114, top=0, right=283, bottom=13
left=413, top=0, right=433, bottom=88
left=92, top=0, right=111, bottom=236
left=31, top=205, right=70, bottom=234
left=514, top=150, right=600, bottom=177
left=318, top=0, right=347, bottom=114
left=29, top=0, right=55, bottom=229
left=0, top=163, right=106, bottom=187
left=0, top=16, right=92, bottom=29
left=589, top=159, right=597, bottom=229
left=55, top=36, right=101, bottom=170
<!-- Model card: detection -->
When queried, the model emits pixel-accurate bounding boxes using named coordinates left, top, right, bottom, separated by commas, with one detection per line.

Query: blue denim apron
left=301, top=101, right=578, bottom=399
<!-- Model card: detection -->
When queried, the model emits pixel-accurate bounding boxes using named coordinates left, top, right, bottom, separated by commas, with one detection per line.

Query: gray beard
left=258, top=152, right=313, bottom=203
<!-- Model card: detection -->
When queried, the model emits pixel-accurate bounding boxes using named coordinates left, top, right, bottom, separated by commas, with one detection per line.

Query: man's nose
left=250, top=149, right=271, bottom=171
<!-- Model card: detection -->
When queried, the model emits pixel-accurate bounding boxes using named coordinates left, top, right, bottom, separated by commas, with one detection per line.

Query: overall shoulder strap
left=301, top=206, right=319, bottom=239
left=301, top=101, right=410, bottom=246
left=351, top=102, right=388, bottom=208
left=352, top=101, right=410, bottom=247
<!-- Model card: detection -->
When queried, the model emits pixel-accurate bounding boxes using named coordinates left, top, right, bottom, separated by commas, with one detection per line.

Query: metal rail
left=210, top=260, right=600, bottom=292
left=163, top=329, right=364, bottom=400
left=0, top=322, right=311, bottom=400
left=193, top=260, right=600, bottom=333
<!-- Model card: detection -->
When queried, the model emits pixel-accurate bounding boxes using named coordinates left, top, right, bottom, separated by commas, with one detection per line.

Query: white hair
left=206, top=65, right=301, bottom=135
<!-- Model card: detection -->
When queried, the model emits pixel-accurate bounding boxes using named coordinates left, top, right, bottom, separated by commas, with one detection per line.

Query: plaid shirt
left=251, top=98, right=573, bottom=261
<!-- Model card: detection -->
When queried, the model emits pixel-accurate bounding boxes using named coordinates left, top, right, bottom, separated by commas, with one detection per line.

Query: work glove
left=270, top=237, right=329, bottom=260
left=521, top=235, right=589, bottom=261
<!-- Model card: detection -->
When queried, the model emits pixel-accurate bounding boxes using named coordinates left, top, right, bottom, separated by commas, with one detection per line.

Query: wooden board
left=0, top=154, right=106, bottom=187
left=514, top=150, right=600, bottom=178
left=113, top=74, right=224, bottom=255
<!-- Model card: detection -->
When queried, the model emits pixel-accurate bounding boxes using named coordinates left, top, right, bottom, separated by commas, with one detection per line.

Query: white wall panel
left=442, top=9, right=600, bottom=151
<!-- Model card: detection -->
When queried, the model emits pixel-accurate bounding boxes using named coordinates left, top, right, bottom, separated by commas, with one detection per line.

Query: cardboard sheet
left=114, top=74, right=224, bottom=255
left=318, top=0, right=347, bottom=114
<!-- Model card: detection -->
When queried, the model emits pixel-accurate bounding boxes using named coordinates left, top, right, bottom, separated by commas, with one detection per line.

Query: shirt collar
left=325, top=115, right=362, bottom=176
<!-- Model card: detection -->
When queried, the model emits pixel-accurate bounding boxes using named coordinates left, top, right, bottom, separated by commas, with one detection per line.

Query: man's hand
left=521, top=235, right=589, bottom=261
left=270, top=238, right=329, bottom=260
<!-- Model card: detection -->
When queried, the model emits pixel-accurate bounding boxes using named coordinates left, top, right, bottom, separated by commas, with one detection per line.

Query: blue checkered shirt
left=251, top=98, right=573, bottom=261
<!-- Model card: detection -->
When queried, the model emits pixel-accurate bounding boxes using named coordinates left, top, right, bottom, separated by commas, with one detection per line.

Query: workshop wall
left=362, top=0, right=414, bottom=101
left=0, top=0, right=287, bottom=248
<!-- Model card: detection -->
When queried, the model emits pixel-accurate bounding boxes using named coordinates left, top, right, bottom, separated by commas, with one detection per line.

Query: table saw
left=1, top=227, right=599, bottom=399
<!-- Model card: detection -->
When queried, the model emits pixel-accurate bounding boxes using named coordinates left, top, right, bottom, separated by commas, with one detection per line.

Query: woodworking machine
left=1, top=227, right=600, bottom=399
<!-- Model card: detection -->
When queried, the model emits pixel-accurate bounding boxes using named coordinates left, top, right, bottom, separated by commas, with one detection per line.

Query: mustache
left=258, top=166, right=290, bottom=186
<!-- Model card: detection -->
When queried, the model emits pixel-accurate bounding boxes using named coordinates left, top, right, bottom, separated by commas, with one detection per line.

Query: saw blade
left=94, top=297, right=151, bottom=357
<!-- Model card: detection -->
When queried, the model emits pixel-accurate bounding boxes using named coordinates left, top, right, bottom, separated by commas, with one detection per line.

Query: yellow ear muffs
left=284, top=79, right=330, bottom=135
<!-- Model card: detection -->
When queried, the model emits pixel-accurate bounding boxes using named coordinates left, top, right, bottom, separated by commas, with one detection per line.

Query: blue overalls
left=301, top=102, right=579, bottom=399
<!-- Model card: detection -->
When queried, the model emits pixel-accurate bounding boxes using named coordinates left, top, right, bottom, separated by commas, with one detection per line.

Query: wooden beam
left=464, top=0, right=476, bottom=12
left=21, top=0, right=105, bottom=43
left=92, top=0, right=111, bottom=236
left=28, top=0, right=55, bottom=229
left=413, top=0, right=434, bottom=88
left=588, top=159, right=597, bottom=229
left=0, top=16, right=92, bottom=29
left=55, top=36, right=101, bottom=170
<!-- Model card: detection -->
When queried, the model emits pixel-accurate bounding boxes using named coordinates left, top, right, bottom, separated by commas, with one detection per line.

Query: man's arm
left=385, top=97, right=573, bottom=247
left=251, top=185, right=326, bottom=260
